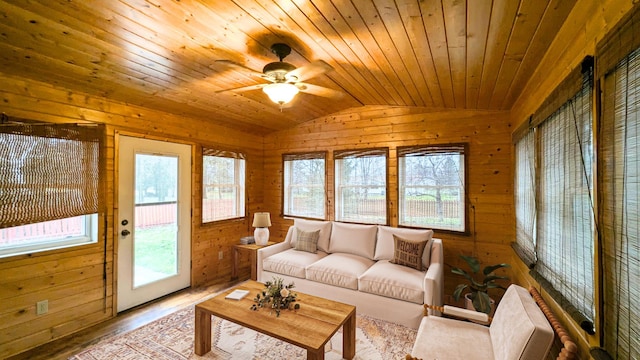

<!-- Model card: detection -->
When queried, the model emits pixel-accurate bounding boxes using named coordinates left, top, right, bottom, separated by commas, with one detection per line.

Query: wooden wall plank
left=0, top=74, right=262, bottom=358
left=263, top=106, right=514, bottom=304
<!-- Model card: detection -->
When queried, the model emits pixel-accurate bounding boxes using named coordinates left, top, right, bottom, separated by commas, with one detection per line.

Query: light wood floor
left=7, top=280, right=240, bottom=360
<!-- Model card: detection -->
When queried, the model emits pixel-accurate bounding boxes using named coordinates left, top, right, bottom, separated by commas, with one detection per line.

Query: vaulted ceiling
left=0, top=0, right=577, bottom=135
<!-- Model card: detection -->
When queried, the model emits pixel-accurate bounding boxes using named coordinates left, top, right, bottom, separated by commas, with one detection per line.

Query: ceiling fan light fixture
left=263, top=83, right=299, bottom=105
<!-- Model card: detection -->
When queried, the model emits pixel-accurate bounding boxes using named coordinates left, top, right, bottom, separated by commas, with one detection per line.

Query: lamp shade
left=263, top=83, right=299, bottom=105
left=252, top=212, right=272, bottom=228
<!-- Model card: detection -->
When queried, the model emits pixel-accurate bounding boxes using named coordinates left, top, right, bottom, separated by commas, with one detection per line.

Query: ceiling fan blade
left=214, top=60, right=263, bottom=77
left=286, top=60, right=333, bottom=82
left=296, top=82, right=344, bottom=99
left=215, top=83, right=268, bottom=94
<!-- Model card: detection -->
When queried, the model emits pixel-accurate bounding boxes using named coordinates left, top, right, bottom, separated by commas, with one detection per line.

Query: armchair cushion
left=489, top=285, right=554, bottom=360
left=412, top=316, right=494, bottom=359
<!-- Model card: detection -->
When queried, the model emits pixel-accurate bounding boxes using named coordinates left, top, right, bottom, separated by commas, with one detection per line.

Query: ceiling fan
left=215, top=43, right=343, bottom=108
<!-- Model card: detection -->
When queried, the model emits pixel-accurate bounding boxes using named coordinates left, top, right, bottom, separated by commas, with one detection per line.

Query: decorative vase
left=254, top=227, right=269, bottom=246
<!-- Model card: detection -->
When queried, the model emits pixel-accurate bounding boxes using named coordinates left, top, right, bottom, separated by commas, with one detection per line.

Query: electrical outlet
left=36, top=300, right=48, bottom=315
left=218, top=251, right=224, bottom=260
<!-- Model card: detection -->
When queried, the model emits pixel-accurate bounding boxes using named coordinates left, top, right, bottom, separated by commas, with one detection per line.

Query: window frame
left=397, top=143, right=468, bottom=233
left=201, top=148, right=246, bottom=224
left=0, top=214, right=98, bottom=258
left=282, top=152, right=327, bottom=220
left=333, top=148, right=389, bottom=225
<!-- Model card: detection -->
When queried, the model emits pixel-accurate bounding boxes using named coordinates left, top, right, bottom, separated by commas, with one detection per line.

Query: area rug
left=68, top=306, right=416, bottom=359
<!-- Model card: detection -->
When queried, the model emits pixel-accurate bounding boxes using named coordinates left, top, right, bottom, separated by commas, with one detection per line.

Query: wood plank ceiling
left=0, top=0, right=577, bottom=135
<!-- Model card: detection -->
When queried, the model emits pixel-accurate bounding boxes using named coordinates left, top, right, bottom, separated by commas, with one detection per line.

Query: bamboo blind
left=0, top=122, right=104, bottom=229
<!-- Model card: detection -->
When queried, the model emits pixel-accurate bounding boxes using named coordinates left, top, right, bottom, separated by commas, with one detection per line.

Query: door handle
left=121, top=229, right=131, bottom=237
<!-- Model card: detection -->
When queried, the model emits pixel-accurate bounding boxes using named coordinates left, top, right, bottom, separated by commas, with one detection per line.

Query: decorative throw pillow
left=390, top=235, right=428, bottom=271
left=294, top=229, right=320, bottom=253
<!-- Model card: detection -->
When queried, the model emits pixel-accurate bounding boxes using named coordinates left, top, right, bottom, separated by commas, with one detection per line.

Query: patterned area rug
left=69, top=306, right=417, bottom=359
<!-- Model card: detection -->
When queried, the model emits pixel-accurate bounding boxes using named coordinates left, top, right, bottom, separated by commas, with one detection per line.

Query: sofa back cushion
left=489, top=285, right=554, bottom=360
left=375, top=226, right=434, bottom=268
left=328, top=222, right=378, bottom=259
left=291, top=219, right=332, bottom=252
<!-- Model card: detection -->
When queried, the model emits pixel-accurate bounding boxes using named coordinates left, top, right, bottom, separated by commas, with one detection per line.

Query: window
left=283, top=152, right=326, bottom=219
left=600, top=41, right=640, bottom=359
left=513, top=130, right=537, bottom=267
left=513, top=59, right=596, bottom=334
left=0, top=123, right=103, bottom=258
left=398, top=144, right=467, bottom=232
left=334, top=148, right=387, bottom=224
left=202, top=148, right=245, bottom=223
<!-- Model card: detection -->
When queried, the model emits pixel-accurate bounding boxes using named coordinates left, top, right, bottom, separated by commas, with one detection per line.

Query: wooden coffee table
left=194, top=280, right=356, bottom=360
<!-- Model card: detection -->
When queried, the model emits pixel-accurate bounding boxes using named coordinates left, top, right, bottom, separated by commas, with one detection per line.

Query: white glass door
left=117, top=136, right=191, bottom=312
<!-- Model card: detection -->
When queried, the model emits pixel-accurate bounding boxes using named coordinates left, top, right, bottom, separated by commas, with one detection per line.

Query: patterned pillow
left=390, top=235, right=428, bottom=271
left=294, top=229, right=320, bottom=253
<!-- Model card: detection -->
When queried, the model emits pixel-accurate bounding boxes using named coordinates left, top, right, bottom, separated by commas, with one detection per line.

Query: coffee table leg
left=194, top=306, right=211, bottom=355
left=343, top=311, right=356, bottom=359
left=307, top=348, right=325, bottom=360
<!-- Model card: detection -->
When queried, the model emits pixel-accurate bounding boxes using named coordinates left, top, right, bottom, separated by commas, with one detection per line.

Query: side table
left=231, top=241, right=276, bottom=281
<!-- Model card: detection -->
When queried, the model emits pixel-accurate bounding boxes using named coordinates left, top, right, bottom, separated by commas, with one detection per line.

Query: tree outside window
left=398, top=145, right=466, bottom=232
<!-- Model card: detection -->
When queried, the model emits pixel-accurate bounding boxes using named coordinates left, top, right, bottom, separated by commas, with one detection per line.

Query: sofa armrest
left=256, top=238, right=292, bottom=282
left=423, top=262, right=443, bottom=315
left=422, top=238, right=444, bottom=315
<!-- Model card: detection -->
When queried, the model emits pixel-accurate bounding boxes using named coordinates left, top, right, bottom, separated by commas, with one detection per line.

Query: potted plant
left=452, top=255, right=510, bottom=314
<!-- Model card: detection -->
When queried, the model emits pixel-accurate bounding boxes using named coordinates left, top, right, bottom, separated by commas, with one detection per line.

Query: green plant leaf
left=482, top=263, right=510, bottom=276
left=483, top=275, right=510, bottom=284
left=460, top=255, right=481, bottom=274
left=473, top=291, right=493, bottom=314
left=453, top=284, right=468, bottom=301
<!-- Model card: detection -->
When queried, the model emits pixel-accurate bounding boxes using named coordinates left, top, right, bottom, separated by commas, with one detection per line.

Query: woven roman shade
left=513, top=129, right=536, bottom=268
left=0, top=122, right=104, bottom=229
left=283, top=151, right=326, bottom=161
left=532, top=61, right=596, bottom=334
left=202, top=147, right=245, bottom=159
left=599, top=32, right=640, bottom=360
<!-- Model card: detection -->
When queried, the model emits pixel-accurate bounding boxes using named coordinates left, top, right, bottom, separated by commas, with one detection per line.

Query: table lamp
left=252, top=212, right=271, bottom=246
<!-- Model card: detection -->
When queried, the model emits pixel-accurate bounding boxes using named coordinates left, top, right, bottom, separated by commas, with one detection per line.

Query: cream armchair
left=408, top=285, right=576, bottom=360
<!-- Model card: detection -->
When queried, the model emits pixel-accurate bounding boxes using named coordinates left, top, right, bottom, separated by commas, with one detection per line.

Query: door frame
left=115, top=133, right=193, bottom=312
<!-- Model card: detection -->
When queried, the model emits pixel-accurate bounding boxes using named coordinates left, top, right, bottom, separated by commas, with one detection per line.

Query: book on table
left=225, top=289, right=250, bottom=300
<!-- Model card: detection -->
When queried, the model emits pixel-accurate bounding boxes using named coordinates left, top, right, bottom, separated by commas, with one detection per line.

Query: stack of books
left=240, top=236, right=255, bottom=245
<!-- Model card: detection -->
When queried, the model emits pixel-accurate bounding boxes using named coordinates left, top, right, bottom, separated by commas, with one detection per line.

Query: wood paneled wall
left=262, top=106, right=514, bottom=304
left=0, top=73, right=263, bottom=358
left=509, top=0, right=636, bottom=357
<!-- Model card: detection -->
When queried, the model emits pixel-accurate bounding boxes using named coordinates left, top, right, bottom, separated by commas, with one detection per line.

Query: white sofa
left=256, top=219, right=444, bottom=329
left=410, top=285, right=554, bottom=360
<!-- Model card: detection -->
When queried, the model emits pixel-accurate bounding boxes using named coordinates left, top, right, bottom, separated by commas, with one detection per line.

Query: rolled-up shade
left=0, top=122, right=104, bottom=229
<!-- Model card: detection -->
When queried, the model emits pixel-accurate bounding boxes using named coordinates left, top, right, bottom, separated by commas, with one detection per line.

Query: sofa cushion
left=490, top=285, right=554, bottom=360
left=291, top=219, right=332, bottom=253
left=375, top=226, right=433, bottom=268
left=262, top=249, right=327, bottom=279
left=390, top=235, right=428, bottom=271
left=293, top=229, right=320, bottom=253
left=358, top=260, right=425, bottom=304
left=411, top=316, right=494, bottom=359
left=328, top=222, right=378, bottom=259
left=305, top=253, right=375, bottom=290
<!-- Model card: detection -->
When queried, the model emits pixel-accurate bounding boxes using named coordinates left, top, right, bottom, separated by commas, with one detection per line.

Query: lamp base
left=254, top=227, right=269, bottom=246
